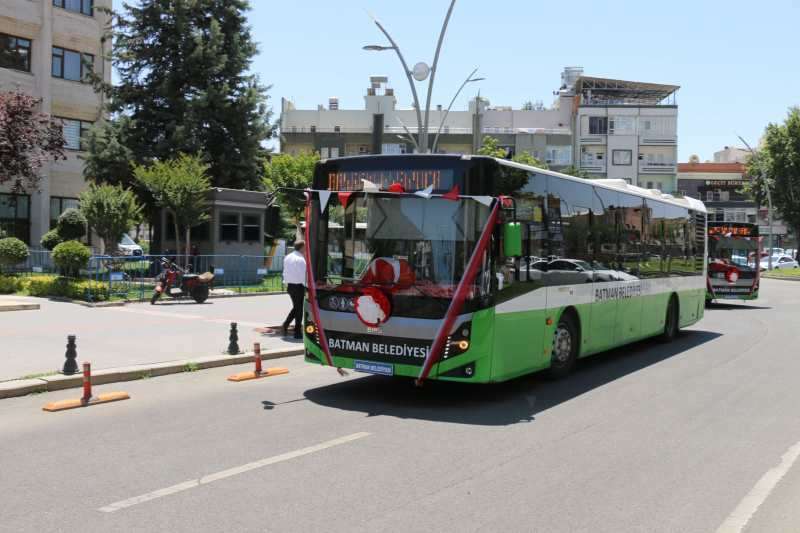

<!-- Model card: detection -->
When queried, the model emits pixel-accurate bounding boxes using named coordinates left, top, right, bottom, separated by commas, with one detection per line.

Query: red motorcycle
left=150, top=257, right=214, bottom=304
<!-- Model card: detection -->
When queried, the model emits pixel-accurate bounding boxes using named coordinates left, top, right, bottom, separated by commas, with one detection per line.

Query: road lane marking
left=98, top=432, right=370, bottom=513
left=716, top=439, right=800, bottom=533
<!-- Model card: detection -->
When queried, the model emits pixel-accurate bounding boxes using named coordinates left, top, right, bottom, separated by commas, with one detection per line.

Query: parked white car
left=760, top=255, right=799, bottom=271
left=118, top=234, right=144, bottom=256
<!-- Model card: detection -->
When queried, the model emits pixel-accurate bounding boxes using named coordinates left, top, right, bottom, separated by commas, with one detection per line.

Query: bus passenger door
left=589, top=187, right=619, bottom=353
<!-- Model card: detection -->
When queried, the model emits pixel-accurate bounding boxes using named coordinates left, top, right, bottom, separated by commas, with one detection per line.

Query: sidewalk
left=0, top=293, right=302, bottom=382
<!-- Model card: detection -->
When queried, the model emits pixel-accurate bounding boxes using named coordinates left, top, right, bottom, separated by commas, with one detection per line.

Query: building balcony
left=639, top=162, right=676, bottom=174
left=579, top=161, right=606, bottom=173
left=639, top=134, right=677, bottom=146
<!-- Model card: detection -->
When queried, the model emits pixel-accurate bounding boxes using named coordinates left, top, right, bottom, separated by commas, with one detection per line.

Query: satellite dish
left=412, top=62, right=430, bottom=82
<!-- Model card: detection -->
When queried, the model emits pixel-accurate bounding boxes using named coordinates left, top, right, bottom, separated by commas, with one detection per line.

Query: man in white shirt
left=282, top=240, right=307, bottom=339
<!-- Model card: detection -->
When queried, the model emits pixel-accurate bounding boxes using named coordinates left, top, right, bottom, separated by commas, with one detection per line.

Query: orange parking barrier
left=43, top=362, right=130, bottom=412
left=228, top=343, right=289, bottom=382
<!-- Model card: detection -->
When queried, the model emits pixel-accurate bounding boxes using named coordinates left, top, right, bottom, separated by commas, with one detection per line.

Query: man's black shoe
left=282, top=323, right=288, bottom=336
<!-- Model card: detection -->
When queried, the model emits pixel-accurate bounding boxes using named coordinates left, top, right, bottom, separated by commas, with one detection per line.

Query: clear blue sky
left=118, top=1, right=800, bottom=161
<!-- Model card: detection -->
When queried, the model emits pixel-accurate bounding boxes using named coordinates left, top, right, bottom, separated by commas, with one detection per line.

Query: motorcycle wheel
left=150, top=291, right=162, bottom=305
left=192, top=284, right=210, bottom=304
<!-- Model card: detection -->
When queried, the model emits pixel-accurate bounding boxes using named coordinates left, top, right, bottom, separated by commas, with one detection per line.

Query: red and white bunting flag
left=318, top=190, right=332, bottom=212
left=442, top=184, right=460, bottom=201
left=337, top=191, right=353, bottom=208
left=362, top=179, right=380, bottom=192
left=414, top=185, right=434, bottom=199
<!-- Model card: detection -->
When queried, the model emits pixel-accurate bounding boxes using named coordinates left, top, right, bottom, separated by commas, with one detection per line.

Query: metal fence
left=7, top=252, right=286, bottom=302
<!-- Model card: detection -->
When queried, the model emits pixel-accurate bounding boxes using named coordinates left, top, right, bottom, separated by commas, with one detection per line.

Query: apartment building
left=0, top=0, right=111, bottom=245
left=280, top=67, right=680, bottom=191
left=677, top=160, right=787, bottom=243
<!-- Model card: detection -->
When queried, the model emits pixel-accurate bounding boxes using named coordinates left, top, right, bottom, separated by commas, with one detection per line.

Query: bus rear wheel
left=548, top=313, right=578, bottom=379
left=659, top=295, right=679, bottom=343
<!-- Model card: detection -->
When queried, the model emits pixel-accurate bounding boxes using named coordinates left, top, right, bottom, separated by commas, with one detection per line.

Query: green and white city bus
left=706, top=222, right=761, bottom=302
left=301, top=155, right=707, bottom=384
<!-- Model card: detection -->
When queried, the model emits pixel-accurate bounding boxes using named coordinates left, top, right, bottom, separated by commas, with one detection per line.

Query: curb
left=0, top=302, right=40, bottom=312
left=763, top=276, right=800, bottom=282
left=0, top=346, right=304, bottom=400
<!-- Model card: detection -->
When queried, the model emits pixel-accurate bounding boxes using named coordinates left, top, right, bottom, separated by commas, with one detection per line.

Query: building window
left=546, top=146, right=572, bottom=166
left=242, top=215, right=261, bottom=242
left=57, top=118, right=92, bottom=151
left=49, top=197, right=80, bottom=229
left=319, top=147, right=340, bottom=158
left=643, top=119, right=652, bottom=131
left=219, top=213, right=239, bottom=242
left=588, top=116, right=608, bottom=135
left=0, top=33, right=31, bottom=72
left=52, top=47, right=94, bottom=82
left=609, top=116, right=635, bottom=135
left=612, top=149, right=633, bottom=166
left=0, top=194, right=31, bottom=244
left=53, top=0, right=93, bottom=16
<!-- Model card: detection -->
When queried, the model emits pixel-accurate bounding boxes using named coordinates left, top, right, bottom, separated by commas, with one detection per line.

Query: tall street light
left=364, top=0, right=458, bottom=153
left=431, top=68, right=485, bottom=153
left=738, top=135, right=774, bottom=271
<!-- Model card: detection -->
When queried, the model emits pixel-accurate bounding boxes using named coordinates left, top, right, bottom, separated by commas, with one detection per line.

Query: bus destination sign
left=708, top=225, right=757, bottom=237
left=327, top=169, right=455, bottom=192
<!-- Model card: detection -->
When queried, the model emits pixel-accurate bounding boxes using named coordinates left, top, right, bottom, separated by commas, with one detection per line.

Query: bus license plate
left=354, top=361, right=393, bottom=376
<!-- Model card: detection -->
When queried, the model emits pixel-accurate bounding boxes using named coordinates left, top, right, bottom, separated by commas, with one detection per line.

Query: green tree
left=0, top=91, right=66, bottom=192
left=752, top=107, right=800, bottom=254
left=40, top=229, right=64, bottom=251
left=79, top=184, right=143, bottom=255
left=263, top=152, right=320, bottom=239
left=56, top=208, right=88, bottom=241
left=91, top=0, right=274, bottom=192
left=512, top=151, right=549, bottom=169
left=52, top=241, right=91, bottom=278
left=0, top=237, right=29, bottom=273
left=477, top=136, right=508, bottom=158
left=560, top=165, right=592, bottom=179
left=135, top=154, right=211, bottom=263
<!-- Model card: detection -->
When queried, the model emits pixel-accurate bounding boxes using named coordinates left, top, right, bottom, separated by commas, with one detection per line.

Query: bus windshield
left=709, top=234, right=759, bottom=270
left=315, top=194, right=491, bottom=298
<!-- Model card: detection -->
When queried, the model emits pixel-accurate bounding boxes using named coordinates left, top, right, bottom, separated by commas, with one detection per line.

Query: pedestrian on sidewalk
left=282, top=240, right=307, bottom=339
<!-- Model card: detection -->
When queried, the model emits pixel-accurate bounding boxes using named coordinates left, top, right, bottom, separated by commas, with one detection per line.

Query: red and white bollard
left=253, top=343, right=262, bottom=375
left=43, top=360, right=130, bottom=412
left=81, top=361, right=92, bottom=404
left=227, top=342, right=289, bottom=382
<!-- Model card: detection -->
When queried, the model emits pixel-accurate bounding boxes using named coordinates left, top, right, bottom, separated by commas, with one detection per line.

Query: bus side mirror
left=265, top=205, right=281, bottom=236
left=503, top=223, right=522, bottom=257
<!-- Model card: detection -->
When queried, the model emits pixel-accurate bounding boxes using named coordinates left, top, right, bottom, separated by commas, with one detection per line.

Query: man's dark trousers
left=284, top=283, right=305, bottom=338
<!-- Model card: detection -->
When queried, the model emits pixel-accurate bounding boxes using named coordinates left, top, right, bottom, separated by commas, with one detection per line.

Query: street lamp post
left=365, top=0, right=458, bottom=153
left=738, top=135, right=774, bottom=271
left=431, top=68, right=485, bottom=153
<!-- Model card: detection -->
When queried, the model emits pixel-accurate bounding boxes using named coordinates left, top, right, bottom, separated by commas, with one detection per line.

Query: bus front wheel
left=548, top=313, right=578, bottom=379
left=659, top=295, right=680, bottom=343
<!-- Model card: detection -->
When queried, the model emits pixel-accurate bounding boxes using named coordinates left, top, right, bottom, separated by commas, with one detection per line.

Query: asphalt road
left=2, top=279, right=800, bottom=532
left=0, top=294, right=301, bottom=381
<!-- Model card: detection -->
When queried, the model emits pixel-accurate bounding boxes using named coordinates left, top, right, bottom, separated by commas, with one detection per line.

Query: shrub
left=0, top=275, right=24, bottom=294
left=52, top=241, right=91, bottom=277
left=0, top=237, right=29, bottom=270
left=56, top=208, right=87, bottom=241
left=25, top=275, right=109, bottom=302
left=40, top=229, right=64, bottom=251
